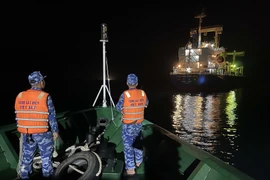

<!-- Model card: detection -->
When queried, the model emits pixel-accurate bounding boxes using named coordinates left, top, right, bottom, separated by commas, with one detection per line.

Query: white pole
left=93, top=23, right=110, bottom=107
left=102, top=41, right=107, bottom=107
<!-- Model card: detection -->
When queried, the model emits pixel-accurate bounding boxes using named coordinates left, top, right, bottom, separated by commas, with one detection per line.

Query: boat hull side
left=170, top=74, right=247, bottom=92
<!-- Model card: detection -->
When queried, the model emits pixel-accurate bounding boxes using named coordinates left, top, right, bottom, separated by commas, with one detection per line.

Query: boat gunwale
left=142, top=123, right=254, bottom=180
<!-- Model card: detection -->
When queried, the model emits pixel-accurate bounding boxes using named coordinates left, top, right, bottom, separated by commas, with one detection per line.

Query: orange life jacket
left=122, top=89, right=147, bottom=124
left=14, top=89, right=49, bottom=134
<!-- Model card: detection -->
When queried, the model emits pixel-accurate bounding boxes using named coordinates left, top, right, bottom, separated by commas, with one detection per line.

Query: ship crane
left=223, top=50, right=245, bottom=65
left=192, top=12, right=223, bottom=48
left=220, top=50, right=245, bottom=76
left=190, top=25, right=223, bottom=49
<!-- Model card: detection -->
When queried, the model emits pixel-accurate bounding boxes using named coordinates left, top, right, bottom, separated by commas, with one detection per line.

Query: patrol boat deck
left=0, top=23, right=254, bottom=180
left=0, top=107, right=254, bottom=180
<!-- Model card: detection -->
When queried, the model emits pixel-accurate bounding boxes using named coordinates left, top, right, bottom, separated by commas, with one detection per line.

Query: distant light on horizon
left=97, top=74, right=116, bottom=81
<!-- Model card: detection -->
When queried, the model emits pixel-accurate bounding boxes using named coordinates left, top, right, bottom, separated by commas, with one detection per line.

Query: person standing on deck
left=14, top=71, right=59, bottom=179
left=116, top=73, right=149, bottom=175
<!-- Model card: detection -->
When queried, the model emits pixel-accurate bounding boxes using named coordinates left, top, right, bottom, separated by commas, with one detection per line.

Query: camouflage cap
left=127, top=73, right=138, bottom=86
left=28, top=71, right=46, bottom=85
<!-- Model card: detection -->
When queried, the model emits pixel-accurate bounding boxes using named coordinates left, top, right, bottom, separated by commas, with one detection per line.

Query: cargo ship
left=170, top=12, right=246, bottom=92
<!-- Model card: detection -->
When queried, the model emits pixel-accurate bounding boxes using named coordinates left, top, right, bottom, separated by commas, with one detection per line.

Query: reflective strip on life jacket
left=17, top=125, right=49, bottom=129
left=15, top=111, right=49, bottom=114
left=125, top=91, right=131, bottom=98
left=123, top=106, right=146, bottom=109
left=122, top=117, right=141, bottom=120
left=16, top=118, right=48, bottom=121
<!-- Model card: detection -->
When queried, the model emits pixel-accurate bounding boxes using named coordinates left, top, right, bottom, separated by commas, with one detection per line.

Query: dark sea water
left=147, top=88, right=270, bottom=180
left=4, top=79, right=270, bottom=180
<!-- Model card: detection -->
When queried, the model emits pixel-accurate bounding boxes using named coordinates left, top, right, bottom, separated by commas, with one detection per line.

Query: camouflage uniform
left=17, top=71, right=59, bottom=179
left=116, top=74, right=149, bottom=170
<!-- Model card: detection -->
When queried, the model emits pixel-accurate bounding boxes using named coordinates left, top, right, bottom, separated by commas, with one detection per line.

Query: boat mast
left=195, top=12, right=206, bottom=48
left=93, top=23, right=115, bottom=107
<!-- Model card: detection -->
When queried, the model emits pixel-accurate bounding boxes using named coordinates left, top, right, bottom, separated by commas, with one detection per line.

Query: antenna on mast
left=92, top=23, right=115, bottom=107
left=195, top=9, right=206, bottom=48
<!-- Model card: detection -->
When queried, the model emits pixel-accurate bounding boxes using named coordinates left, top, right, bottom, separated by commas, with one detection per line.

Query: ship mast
left=93, top=23, right=115, bottom=108
left=195, top=12, right=206, bottom=48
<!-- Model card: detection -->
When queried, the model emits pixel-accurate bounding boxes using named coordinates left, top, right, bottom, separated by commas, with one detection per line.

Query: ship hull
left=170, top=73, right=247, bottom=92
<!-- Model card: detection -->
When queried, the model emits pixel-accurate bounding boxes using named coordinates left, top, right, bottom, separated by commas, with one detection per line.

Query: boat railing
left=171, top=66, right=244, bottom=76
left=141, top=124, right=254, bottom=180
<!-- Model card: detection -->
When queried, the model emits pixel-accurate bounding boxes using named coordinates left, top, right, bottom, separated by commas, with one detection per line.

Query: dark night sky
left=1, top=2, right=269, bottom=97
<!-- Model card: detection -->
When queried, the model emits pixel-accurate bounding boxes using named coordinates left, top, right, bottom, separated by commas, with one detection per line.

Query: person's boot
left=126, top=169, right=136, bottom=175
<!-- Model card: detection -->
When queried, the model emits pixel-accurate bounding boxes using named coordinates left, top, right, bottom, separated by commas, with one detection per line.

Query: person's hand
left=53, top=132, right=59, bottom=141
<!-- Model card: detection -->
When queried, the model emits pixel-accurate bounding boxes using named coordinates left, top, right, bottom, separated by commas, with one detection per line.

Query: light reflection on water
left=171, top=90, right=240, bottom=165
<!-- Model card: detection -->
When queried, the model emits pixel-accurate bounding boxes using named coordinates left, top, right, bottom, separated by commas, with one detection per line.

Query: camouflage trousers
left=122, top=123, right=143, bottom=170
left=19, top=132, right=54, bottom=179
